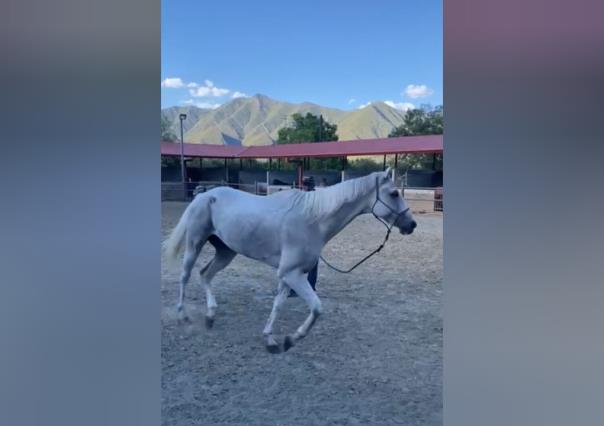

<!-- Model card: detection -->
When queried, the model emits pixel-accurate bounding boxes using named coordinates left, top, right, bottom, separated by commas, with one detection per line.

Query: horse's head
left=373, top=167, right=417, bottom=235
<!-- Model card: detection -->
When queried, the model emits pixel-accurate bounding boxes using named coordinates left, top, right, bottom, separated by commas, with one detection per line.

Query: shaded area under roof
left=161, top=135, right=442, bottom=159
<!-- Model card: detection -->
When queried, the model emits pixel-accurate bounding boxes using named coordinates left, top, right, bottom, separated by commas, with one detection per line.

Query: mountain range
left=161, top=94, right=409, bottom=146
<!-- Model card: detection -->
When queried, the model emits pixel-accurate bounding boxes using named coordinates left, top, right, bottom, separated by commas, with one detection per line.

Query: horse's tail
left=163, top=202, right=193, bottom=269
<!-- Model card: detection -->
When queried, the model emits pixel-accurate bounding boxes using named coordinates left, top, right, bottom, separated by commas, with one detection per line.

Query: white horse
left=163, top=167, right=416, bottom=353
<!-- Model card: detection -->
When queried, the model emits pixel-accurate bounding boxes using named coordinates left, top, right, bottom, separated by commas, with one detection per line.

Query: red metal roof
left=161, top=141, right=247, bottom=158
left=161, top=135, right=442, bottom=159
left=241, top=135, right=442, bottom=158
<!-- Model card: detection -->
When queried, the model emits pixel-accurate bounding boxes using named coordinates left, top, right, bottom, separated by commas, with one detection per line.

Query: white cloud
left=189, top=80, right=230, bottom=97
left=348, top=98, right=357, bottom=105
left=404, top=84, right=434, bottom=99
left=162, top=77, right=237, bottom=98
left=231, top=91, right=248, bottom=99
left=358, top=101, right=372, bottom=109
left=161, top=77, right=186, bottom=88
left=384, top=100, right=415, bottom=111
left=182, top=99, right=221, bottom=109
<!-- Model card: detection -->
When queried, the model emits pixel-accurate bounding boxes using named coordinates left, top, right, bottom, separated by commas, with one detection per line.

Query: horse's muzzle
left=399, top=220, right=417, bottom=235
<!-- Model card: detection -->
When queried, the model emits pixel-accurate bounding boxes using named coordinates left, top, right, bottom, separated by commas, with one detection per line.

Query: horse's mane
left=299, top=172, right=379, bottom=221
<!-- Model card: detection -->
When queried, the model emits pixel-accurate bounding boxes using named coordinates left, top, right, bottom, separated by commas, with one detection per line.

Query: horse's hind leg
left=200, top=235, right=236, bottom=328
left=177, top=237, right=204, bottom=320
left=280, top=270, right=322, bottom=352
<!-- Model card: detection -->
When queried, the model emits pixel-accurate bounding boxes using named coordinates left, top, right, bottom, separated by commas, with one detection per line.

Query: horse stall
left=403, top=188, right=442, bottom=213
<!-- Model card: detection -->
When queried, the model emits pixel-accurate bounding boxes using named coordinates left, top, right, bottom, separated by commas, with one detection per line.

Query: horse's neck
left=320, top=197, right=371, bottom=242
left=315, top=177, right=375, bottom=242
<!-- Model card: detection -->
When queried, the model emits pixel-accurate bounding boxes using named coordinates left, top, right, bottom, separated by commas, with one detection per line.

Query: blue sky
left=161, top=0, right=442, bottom=111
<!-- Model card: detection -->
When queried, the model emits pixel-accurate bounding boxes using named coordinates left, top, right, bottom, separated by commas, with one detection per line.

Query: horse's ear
left=384, top=167, right=393, bottom=180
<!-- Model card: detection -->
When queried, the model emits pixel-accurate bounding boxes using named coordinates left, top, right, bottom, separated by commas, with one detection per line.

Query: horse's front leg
left=263, top=280, right=289, bottom=353
left=280, top=270, right=322, bottom=352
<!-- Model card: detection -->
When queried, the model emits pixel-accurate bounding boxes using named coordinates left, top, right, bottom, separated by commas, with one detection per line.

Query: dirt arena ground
left=161, top=201, right=442, bottom=425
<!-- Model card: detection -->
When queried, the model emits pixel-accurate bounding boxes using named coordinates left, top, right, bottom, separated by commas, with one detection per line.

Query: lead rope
left=319, top=223, right=392, bottom=273
left=318, top=177, right=408, bottom=274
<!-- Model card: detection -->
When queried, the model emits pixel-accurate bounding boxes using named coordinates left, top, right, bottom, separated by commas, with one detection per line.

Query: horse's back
left=204, top=185, right=259, bottom=202
left=205, top=186, right=299, bottom=212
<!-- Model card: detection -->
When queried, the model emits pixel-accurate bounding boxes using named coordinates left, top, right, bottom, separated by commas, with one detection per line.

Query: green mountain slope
left=161, top=105, right=212, bottom=137
left=335, top=102, right=408, bottom=141
left=161, top=94, right=407, bottom=145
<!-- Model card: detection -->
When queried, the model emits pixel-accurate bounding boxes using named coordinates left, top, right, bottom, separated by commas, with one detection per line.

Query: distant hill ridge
left=161, top=94, right=409, bottom=146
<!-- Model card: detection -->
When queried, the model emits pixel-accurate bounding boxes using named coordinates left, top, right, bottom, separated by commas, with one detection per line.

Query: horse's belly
left=213, top=217, right=281, bottom=265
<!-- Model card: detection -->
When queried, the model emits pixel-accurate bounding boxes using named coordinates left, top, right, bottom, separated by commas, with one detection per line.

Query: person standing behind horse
left=289, top=176, right=319, bottom=297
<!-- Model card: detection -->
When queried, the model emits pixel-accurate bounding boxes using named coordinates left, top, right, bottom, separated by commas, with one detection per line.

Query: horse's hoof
left=178, top=315, right=191, bottom=324
left=266, top=344, right=282, bottom=354
left=283, top=335, right=295, bottom=352
left=205, top=316, right=215, bottom=329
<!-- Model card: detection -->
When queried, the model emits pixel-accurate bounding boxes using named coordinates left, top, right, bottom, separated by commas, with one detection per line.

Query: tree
left=388, top=105, right=444, bottom=171
left=161, top=115, right=177, bottom=141
left=388, top=105, right=443, bottom=137
left=277, top=113, right=338, bottom=144
left=348, top=158, right=383, bottom=173
left=277, top=113, right=340, bottom=170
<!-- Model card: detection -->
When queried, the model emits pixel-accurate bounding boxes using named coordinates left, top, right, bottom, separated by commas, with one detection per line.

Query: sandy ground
left=161, top=201, right=442, bottom=426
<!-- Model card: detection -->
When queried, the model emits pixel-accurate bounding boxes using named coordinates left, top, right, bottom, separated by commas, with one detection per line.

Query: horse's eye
left=390, top=190, right=399, bottom=198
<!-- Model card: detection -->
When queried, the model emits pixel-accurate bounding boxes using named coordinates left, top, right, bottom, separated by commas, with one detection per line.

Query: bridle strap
left=371, top=176, right=410, bottom=230
left=319, top=176, right=409, bottom=274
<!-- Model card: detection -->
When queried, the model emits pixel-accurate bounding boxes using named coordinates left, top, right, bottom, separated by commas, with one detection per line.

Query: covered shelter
left=238, top=134, right=442, bottom=158
left=161, top=134, right=442, bottom=159
left=161, top=134, right=442, bottom=186
left=161, top=135, right=443, bottom=201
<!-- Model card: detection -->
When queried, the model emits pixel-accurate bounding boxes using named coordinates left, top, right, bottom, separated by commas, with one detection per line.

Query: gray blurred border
left=445, top=1, right=604, bottom=425
left=0, top=1, right=160, bottom=425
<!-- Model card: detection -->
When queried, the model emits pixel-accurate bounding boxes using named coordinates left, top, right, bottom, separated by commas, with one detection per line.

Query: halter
left=319, top=176, right=410, bottom=274
left=370, top=176, right=410, bottom=231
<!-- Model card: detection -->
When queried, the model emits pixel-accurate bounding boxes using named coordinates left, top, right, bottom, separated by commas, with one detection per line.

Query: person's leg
left=307, top=261, right=318, bottom=291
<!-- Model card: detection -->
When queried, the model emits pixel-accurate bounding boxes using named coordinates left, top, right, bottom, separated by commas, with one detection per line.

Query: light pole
left=179, top=113, right=187, bottom=184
